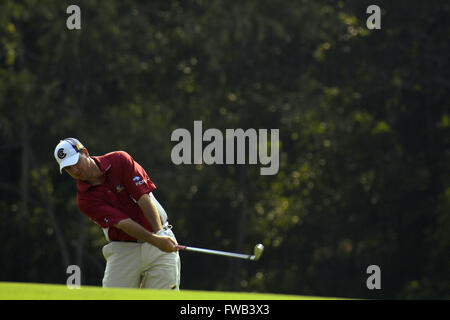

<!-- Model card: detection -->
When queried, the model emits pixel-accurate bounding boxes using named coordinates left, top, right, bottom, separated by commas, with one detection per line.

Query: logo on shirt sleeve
left=133, top=176, right=146, bottom=186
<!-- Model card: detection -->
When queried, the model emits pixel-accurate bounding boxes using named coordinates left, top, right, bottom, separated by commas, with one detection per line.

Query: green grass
left=0, top=282, right=341, bottom=300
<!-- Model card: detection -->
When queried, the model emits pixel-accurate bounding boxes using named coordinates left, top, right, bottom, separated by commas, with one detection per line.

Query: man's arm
left=137, top=193, right=163, bottom=232
left=114, top=218, right=178, bottom=252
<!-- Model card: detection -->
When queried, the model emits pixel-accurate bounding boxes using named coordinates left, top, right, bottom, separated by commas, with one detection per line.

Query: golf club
left=176, top=243, right=264, bottom=261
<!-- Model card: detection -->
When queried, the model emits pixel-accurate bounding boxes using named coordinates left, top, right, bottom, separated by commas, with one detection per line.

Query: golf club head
left=252, top=243, right=264, bottom=261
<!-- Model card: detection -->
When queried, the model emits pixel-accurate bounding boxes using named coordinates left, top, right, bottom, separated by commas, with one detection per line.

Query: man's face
left=64, top=151, right=89, bottom=180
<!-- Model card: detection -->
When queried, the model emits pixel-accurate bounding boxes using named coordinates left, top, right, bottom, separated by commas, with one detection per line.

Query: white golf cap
left=54, top=138, right=85, bottom=173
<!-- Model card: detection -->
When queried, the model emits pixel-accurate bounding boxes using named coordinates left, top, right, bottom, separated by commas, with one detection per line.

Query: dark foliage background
left=0, top=0, right=448, bottom=299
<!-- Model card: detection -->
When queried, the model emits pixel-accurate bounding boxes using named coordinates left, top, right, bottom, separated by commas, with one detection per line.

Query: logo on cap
left=57, top=148, right=67, bottom=159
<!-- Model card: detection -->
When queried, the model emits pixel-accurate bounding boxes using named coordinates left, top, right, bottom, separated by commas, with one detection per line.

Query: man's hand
left=153, top=234, right=178, bottom=252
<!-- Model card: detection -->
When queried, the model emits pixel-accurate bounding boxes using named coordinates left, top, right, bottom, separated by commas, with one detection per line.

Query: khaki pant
left=101, top=228, right=181, bottom=289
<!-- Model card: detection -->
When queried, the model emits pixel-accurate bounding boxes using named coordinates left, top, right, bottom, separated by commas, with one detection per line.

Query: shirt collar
left=76, top=156, right=112, bottom=193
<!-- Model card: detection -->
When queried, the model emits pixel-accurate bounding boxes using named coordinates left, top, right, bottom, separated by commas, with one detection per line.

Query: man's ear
left=82, top=148, right=90, bottom=157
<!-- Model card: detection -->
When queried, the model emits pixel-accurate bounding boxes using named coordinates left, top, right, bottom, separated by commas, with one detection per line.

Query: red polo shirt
left=77, top=151, right=163, bottom=242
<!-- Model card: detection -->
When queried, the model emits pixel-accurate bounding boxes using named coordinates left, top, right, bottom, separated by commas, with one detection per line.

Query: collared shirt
left=77, top=151, right=161, bottom=242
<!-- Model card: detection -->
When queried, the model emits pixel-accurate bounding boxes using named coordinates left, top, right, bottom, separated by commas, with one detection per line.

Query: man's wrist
left=145, top=232, right=160, bottom=246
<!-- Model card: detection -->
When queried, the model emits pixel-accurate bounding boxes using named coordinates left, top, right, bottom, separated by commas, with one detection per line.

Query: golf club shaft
left=177, top=245, right=254, bottom=260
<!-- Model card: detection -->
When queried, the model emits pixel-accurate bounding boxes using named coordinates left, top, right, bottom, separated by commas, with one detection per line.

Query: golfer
left=53, top=138, right=181, bottom=289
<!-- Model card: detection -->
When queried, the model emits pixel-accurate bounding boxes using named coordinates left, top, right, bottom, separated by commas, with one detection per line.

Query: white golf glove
left=156, top=229, right=170, bottom=236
